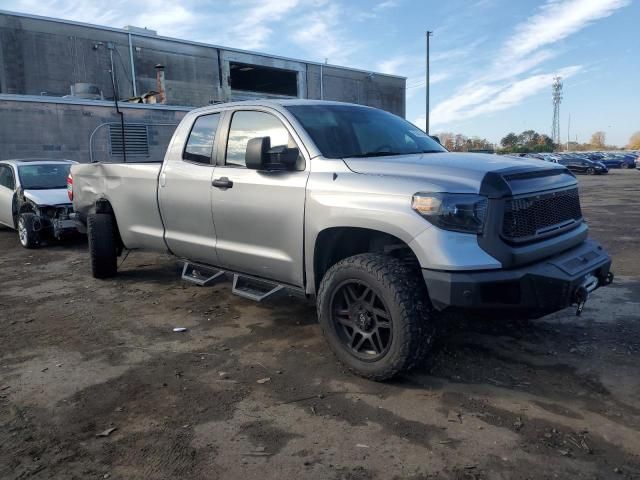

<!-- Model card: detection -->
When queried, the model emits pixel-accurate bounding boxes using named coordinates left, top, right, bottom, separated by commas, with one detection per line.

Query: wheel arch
left=311, top=226, right=422, bottom=295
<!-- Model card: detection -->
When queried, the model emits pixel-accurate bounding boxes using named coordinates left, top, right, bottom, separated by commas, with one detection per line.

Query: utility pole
left=425, top=31, right=433, bottom=134
left=567, top=114, right=571, bottom=151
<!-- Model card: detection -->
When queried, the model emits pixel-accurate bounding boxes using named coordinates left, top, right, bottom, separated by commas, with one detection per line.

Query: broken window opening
left=229, top=62, right=298, bottom=97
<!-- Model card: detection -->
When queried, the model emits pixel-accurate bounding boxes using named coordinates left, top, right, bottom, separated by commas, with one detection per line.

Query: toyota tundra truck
left=70, top=100, right=613, bottom=380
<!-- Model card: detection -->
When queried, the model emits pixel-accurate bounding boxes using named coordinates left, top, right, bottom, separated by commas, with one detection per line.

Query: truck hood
left=23, top=188, right=70, bottom=206
left=343, top=152, right=568, bottom=194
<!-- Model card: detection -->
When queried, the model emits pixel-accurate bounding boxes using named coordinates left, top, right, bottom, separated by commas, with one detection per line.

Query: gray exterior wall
left=0, top=96, right=189, bottom=163
left=0, top=11, right=406, bottom=116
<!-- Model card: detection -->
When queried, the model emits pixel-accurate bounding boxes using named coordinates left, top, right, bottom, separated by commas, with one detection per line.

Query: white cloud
left=290, top=2, right=360, bottom=64
left=374, top=0, right=399, bottom=10
left=502, top=0, right=631, bottom=59
left=467, top=65, right=582, bottom=118
left=225, top=0, right=300, bottom=50
left=430, top=0, right=629, bottom=128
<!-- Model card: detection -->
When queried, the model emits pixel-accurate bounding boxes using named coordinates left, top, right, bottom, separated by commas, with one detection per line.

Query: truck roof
left=189, top=99, right=376, bottom=116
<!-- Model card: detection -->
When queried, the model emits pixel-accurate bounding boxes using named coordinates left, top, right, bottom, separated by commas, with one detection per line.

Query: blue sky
left=2, top=0, right=638, bottom=146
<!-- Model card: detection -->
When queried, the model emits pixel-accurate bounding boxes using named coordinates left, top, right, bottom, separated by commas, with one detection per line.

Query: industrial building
left=0, top=10, right=406, bottom=163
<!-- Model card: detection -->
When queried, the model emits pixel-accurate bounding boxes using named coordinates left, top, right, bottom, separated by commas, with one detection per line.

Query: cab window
left=225, top=111, right=295, bottom=167
left=183, top=113, right=221, bottom=164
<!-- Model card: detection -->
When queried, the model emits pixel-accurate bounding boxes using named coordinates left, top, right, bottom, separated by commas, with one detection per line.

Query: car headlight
left=411, top=193, right=488, bottom=234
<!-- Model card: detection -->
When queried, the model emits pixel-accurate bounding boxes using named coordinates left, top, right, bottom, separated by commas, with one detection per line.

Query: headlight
left=411, top=193, right=488, bottom=234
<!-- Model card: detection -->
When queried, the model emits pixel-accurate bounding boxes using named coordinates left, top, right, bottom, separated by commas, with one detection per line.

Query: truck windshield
left=285, top=104, right=447, bottom=159
left=18, top=164, right=71, bottom=190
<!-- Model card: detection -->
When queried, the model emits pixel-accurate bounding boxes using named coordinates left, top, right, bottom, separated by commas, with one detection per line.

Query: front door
left=210, top=109, right=309, bottom=287
left=0, top=164, right=16, bottom=228
left=158, top=113, right=221, bottom=265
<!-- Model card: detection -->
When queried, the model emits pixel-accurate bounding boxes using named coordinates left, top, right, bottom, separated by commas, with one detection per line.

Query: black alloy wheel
left=330, top=280, right=392, bottom=361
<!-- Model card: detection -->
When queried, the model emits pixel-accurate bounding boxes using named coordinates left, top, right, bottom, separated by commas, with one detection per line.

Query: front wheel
left=17, top=213, right=40, bottom=249
left=586, top=167, right=595, bottom=175
left=621, top=162, right=629, bottom=169
left=317, top=253, right=435, bottom=380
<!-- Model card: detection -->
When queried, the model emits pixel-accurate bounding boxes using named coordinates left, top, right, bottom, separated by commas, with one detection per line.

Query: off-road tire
left=87, top=213, right=117, bottom=278
left=17, top=213, right=40, bottom=249
left=317, top=253, right=435, bottom=381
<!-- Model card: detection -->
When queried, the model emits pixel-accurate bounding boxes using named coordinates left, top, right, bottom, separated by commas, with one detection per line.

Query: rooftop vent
left=109, top=124, right=150, bottom=157
left=123, top=25, right=158, bottom=36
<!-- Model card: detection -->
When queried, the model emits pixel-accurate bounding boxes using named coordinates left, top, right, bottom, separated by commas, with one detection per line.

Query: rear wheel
left=87, top=213, right=117, bottom=278
left=586, top=167, right=595, bottom=175
left=317, top=253, right=435, bottom=381
left=621, top=162, right=629, bottom=169
left=17, top=213, right=40, bottom=249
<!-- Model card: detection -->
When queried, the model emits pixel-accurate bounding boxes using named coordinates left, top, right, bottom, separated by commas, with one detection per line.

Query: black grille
left=502, top=188, right=582, bottom=241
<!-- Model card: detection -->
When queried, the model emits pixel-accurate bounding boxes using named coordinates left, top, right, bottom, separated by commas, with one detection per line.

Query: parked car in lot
left=70, top=100, right=613, bottom=380
left=584, top=152, right=623, bottom=169
left=0, top=159, right=77, bottom=248
left=556, top=157, right=608, bottom=175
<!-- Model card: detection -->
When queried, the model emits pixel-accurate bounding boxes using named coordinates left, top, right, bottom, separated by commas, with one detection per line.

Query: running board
left=181, top=262, right=225, bottom=286
left=232, top=274, right=284, bottom=302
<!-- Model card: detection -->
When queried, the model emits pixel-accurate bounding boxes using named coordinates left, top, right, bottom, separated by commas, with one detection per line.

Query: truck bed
left=72, top=162, right=167, bottom=251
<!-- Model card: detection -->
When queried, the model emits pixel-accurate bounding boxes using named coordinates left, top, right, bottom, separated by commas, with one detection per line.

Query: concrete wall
left=0, top=96, right=189, bottom=163
left=0, top=11, right=406, bottom=116
left=0, top=13, right=220, bottom=106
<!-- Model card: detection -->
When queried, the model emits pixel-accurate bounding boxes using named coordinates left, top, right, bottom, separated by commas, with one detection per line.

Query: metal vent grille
left=109, top=124, right=149, bottom=157
left=502, top=187, right=582, bottom=242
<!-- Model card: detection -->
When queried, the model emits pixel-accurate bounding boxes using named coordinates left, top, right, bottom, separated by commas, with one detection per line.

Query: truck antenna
left=108, top=42, right=127, bottom=163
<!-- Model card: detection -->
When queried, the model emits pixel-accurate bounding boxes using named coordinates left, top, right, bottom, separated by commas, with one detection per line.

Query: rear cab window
left=183, top=114, right=221, bottom=165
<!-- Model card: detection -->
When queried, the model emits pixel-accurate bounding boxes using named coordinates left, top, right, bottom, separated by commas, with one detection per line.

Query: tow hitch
left=573, top=271, right=614, bottom=316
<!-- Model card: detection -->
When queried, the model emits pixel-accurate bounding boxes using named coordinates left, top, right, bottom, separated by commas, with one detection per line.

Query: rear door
left=158, top=113, right=222, bottom=265
left=210, top=108, right=309, bottom=287
left=0, top=164, right=16, bottom=227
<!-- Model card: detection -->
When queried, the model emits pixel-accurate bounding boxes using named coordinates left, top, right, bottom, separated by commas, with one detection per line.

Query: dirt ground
left=1, top=169, right=639, bottom=480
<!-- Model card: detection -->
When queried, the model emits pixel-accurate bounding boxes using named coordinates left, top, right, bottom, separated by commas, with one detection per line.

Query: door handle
left=212, top=177, right=233, bottom=189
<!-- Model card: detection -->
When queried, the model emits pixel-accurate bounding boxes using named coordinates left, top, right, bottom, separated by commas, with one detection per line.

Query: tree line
left=498, top=130, right=639, bottom=153
left=434, top=130, right=639, bottom=154
left=435, top=132, right=494, bottom=152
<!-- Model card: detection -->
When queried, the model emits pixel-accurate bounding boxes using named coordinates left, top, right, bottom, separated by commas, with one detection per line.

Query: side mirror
left=246, top=137, right=301, bottom=171
left=246, top=137, right=271, bottom=170
left=430, top=135, right=442, bottom=145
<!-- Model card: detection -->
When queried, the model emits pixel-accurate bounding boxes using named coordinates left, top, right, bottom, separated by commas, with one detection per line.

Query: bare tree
left=628, top=131, right=640, bottom=149
left=590, top=131, right=606, bottom=148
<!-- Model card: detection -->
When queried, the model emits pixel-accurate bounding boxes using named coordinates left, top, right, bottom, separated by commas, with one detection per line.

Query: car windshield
left=18, top=164, right=71, bottom=190
left=285, top=104, right=447, bottom=159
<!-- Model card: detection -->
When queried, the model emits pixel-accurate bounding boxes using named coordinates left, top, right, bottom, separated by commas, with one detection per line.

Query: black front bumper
left=423, top=239, right=612, bottom=317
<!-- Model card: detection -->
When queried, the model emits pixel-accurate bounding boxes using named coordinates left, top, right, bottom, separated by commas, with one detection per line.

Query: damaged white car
left=0, top=159, right=78, bottom=248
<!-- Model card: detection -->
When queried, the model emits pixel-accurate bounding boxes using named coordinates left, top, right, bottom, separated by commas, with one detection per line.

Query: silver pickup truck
left=70, top=100, right=613, bottom=380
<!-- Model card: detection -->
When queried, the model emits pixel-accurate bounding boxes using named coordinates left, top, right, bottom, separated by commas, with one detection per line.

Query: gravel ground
left=0, top=169, right=639, bottom=479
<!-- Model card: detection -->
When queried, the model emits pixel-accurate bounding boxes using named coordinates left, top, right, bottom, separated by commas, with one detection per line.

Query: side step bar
left=180, top=260, right=297, bottom=302
left=181, top=262, right=225, bottom=286
left=232, top=274, right=284, bottom=302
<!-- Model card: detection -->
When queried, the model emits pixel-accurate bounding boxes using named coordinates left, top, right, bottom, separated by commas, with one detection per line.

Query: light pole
left=425, top=31, right=433, bottom=134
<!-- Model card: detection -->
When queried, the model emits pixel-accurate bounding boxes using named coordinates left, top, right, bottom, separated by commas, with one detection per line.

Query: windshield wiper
left=344, top=151, right=406, bottom=158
